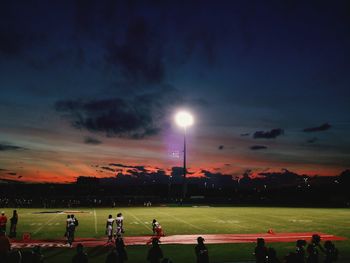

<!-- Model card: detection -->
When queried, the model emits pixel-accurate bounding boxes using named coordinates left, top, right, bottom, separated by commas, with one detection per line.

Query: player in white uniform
left=115, top=212, right=124, bottom=238
left=105, top=214, right=114, bottom=243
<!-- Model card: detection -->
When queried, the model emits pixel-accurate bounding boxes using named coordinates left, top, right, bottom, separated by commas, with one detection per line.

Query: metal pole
left=182, top=127, right=187, bottom=200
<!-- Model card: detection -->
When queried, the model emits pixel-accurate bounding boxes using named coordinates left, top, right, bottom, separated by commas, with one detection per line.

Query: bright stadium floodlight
left=175, top=111, right=194, bottom=128
left=174, top=110, right=194, bottom=201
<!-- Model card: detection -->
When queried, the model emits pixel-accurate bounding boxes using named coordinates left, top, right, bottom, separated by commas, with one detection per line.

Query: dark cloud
left=7, top=172, right=16, bottom=176
left=303, top=123, right=331, bottom=132
left=84, top=136, right=102, bottom=145
left=240, top=133, right=250, bottom=136
left=0, top=144, right=25, bottom=151
left=250, top=145, right=267, bottom=150
left=105, top=17, right=165, bottom=84
left=101, top=166, right=115, bottom=172
left=55, top=94, right=173, bottom=138
left=218, top=145, right=224, bottom=150
left=253, top=128, right=284, bottom=139
left=109, top=163, right=147, bottom=172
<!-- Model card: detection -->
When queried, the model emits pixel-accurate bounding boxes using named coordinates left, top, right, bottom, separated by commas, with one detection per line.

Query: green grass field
left=2, top=206, right=350, bottom=262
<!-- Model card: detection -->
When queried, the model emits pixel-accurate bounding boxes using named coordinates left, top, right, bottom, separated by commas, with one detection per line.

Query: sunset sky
left=1, top=1, right=350, bottom=183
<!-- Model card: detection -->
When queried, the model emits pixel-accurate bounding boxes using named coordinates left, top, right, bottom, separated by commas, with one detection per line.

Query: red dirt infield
left=10, top=232, right=346, bottom=248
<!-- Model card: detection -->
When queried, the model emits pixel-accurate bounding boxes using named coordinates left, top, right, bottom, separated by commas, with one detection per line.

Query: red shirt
left=0, top=215, right=7, bottom=226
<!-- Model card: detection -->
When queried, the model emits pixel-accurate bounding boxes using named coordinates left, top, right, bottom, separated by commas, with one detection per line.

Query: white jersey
left=67, top=217, right=76, bottom=231
left=106, top=218, right=114, bottom=229
left=116, top=216, right=123, bottom=227
left=106, top=218, right=114, bottom=237
left=67, top=218, right=74, bottom=227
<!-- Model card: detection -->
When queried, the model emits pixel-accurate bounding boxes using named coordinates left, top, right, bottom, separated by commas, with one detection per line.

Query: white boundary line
left=159, top=211, right=205, bottom=231
left=126, top=211, right=152, bottom=231
left=33, top=214, right=60, bottom=234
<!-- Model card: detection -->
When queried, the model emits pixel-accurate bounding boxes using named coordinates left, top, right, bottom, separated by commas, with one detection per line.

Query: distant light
left=175, top=111, right=194, bottom=128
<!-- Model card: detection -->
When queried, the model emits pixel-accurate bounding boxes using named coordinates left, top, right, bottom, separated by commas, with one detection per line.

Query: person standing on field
left=115, top=213, right=124, bottom=237
left=105, top=215, right=114, bottom=243
left=9, top=210, right=18, bottom=238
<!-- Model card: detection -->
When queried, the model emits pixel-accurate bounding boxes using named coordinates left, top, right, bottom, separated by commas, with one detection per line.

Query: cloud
left=218, top=145, right=224, bottom=150
left=250, top=145, right=267, bottom=150
left=101, top=166, right=115, bottom=172
left=7, top=172, right=16, bottom=176
left=109, top=163, right=147, bottom=172
left=253, top=128, right=284, bottom=139
left=0, top=143, right=25, bottom=151
left=105, top=17, right=165, bottom=84
left=55, top=93, right=175, bottom=139
left=240, top=133, right=250, bottom=137
left=303, top=123, right=331, bottom=132
left=84, top=136, right=102, bottom=145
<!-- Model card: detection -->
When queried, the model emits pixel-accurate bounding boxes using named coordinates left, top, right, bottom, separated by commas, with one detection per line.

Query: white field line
left=93, top=209, right=98, bottom=234
left=33, top=214, right=60, bottom=234
left=205, top=215, right=250, bottom=230
left=126, top=211, right=152, bottom=231
left=159, top=211, right=205, bottom=231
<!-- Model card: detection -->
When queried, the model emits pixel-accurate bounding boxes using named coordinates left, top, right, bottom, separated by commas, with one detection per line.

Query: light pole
left=175, top=111, right=194, bottom=200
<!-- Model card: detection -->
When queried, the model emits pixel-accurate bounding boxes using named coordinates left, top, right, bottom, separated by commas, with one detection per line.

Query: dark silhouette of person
left=307, top=234, right=322, bottom=263
left=323, top=241, right=338, bottom=263
left=115, top=236, right=127, bottom=262
left=267, top=247, right=280, bottom=263
left=147, top=238, right=163, bottom=263
left=254, top=238, right=268, bottom=263
left=0, top=230, right=11, bottom=263
left=72, top=243, right=88, bottom=263
left=296, top=239, right=307, bottom=263
left=9, top=210, right=18, bottom=238
left=105, top=248, right=120, bottom=263
left=6, top=249, right=22, bottom=263
left=195, top=236, right=209, bottom=263
left=31, top=246, right=44, bottom=263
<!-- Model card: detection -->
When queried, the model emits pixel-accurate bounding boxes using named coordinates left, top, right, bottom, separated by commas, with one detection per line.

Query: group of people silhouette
left=255, top=234, right=338, bottom=263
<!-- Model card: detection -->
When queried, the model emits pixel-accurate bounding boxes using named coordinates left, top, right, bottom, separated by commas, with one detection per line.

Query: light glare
left=175, top=111, right=194, bottom=128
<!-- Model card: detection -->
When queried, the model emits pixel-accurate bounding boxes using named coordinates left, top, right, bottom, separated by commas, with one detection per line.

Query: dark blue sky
left=1, top=1, right=350, bottom=182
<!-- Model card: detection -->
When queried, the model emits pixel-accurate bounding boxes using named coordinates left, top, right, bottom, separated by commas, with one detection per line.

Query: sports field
left=2, top=206, right=350, bottom=262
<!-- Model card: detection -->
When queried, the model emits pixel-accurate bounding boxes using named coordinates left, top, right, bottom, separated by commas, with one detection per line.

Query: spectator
left=323, top=241, right=338, bottom=263
left=9, top=210, right=18, bottom=238
left=6, top=250, right=22, bottom=263
left=147, top=238, right=163, bottom=263
left=307, top=234, right=322, bottom=263
left=0, top=230, right=11, bottom=263
left=105, top=248, right=119, bottom=263
left=254, top=238, right=268, bottom=263
left=0, top=212, right=7, bottom=234
left=195, top=236, right=209, bottom=263
left=31, top=246, right=44, bottom=263
left=72, top=243, right=88, bottom=263
left=296, top=239, right=307, bottom=263
left=115, top=236, right=127, bottom=262
left=267, top=247, right=280, bottom=263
